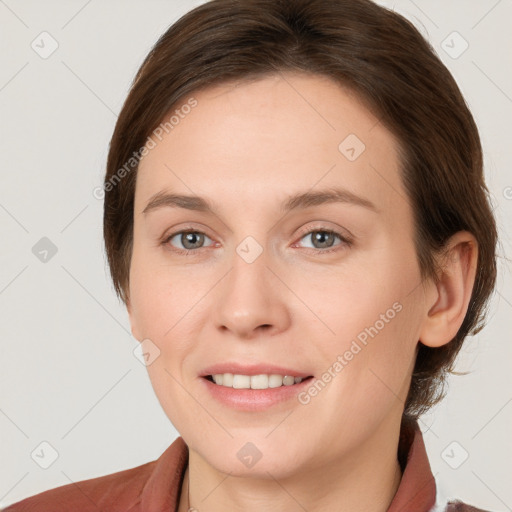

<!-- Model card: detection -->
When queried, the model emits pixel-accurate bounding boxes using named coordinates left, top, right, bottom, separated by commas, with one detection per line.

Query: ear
left=419, top=231, right=478, bottom=348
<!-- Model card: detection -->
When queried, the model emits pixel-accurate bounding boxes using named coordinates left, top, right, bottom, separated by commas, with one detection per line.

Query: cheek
left=129, top=244, right=196, bottom=333
left=300, top=247, right=420, bottom=403
left=291, top=250, right=414, bottom=346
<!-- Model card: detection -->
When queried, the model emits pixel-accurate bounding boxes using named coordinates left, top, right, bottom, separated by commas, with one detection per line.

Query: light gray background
left=0, top=0, right=510, bottom=510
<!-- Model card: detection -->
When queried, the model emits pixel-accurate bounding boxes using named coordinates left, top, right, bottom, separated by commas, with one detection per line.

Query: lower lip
left=199, top=376, right=314, bottom=412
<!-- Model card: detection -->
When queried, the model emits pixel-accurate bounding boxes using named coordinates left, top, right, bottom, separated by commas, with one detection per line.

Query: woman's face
left=128, top=72, right=430, bottom=477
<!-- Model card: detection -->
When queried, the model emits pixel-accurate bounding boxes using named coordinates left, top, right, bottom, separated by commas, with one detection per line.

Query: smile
left=206, top=373, right=313, bottom=389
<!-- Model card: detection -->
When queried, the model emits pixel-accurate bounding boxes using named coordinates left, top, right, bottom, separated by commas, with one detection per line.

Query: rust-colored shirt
left=2, top=420, right=491, bottom=511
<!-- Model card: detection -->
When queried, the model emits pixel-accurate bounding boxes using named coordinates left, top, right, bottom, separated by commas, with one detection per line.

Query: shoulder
left=445, top=499, right=494, bottom=512
left=1, top=459, right=157, bottom=512
left=2, top=436, right=189, bottom=512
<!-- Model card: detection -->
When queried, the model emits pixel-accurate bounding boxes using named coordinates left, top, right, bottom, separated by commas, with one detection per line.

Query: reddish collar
left=388, top=419, right=437, bottom=511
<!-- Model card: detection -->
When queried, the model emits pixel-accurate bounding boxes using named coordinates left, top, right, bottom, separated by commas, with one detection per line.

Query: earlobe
left=419, top=231, right=478, bottom=348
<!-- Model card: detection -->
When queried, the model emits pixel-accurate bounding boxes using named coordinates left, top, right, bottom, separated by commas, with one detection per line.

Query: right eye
left=163, top=230, right=216, bottom=254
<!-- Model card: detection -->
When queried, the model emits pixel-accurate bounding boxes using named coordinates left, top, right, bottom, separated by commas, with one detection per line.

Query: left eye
left=296, top=229, right=345, bottom=251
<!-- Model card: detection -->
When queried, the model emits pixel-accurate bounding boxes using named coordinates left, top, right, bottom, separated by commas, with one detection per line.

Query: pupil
left=314, top=231, right=333, bottom=248
left=183, top=232, right=203, bottom=249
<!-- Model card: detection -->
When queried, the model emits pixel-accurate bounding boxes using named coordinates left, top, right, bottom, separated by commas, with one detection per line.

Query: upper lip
left=200, top=363, right=313, bottom=378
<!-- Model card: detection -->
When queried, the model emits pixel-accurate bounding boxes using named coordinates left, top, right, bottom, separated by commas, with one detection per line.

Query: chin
left=186, top=433, right=309, bottom=479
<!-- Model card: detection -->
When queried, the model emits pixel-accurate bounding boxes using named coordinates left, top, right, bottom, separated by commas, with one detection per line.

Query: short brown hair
left=103, top=0, right=498, bottom=421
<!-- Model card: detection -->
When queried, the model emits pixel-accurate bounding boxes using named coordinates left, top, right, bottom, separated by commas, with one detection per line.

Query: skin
left=127, top=72, right=478, bottom=512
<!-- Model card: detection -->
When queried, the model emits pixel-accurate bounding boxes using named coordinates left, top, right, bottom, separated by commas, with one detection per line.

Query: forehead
left=135, top=72, right=408, bottom=218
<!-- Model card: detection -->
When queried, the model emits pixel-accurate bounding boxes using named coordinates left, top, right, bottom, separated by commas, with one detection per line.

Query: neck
left=178, top=418, right=404, bottom=512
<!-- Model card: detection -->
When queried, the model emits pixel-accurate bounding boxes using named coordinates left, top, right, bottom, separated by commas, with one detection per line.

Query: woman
left=3, top=0, right=498, bottom=511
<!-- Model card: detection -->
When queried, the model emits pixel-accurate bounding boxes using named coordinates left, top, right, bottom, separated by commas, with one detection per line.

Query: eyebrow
left=142, top=187, right=379, bottom=215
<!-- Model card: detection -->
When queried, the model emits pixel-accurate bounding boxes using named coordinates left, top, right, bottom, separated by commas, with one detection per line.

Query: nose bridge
left=213, top=236, right=290, bottom=337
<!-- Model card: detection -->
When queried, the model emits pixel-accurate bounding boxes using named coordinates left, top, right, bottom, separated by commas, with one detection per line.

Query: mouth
left=199, top=366, right=316, bottom=411
left=202, top=374, right=314, bottom=389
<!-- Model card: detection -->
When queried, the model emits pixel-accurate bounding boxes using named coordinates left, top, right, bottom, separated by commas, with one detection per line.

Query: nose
left=212, top=245, right=291, bottom=340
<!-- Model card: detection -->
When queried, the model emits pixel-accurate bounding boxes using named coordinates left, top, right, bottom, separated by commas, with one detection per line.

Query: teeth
left=211, top=373, right=305, bottom=389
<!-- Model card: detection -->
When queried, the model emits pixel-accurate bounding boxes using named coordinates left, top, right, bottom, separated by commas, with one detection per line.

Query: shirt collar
left=388, top=418, right=437, bottom=512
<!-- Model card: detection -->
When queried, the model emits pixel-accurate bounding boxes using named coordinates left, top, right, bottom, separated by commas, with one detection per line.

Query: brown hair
left=103, top=0, right=498, bottom=421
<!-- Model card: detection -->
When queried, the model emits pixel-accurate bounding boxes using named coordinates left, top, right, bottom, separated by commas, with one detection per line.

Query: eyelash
left=161, top=226, right=353, bottom=256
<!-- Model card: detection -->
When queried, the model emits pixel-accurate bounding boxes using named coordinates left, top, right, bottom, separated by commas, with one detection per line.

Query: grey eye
left=168, top=231, right=213, bottom=250
left=300, top=230, right=341, bottom=250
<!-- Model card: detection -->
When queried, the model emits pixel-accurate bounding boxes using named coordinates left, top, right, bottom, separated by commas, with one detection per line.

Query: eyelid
left=294, top=222, right=353, bottom=242
left=162, top=223, right=215, bottom=242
